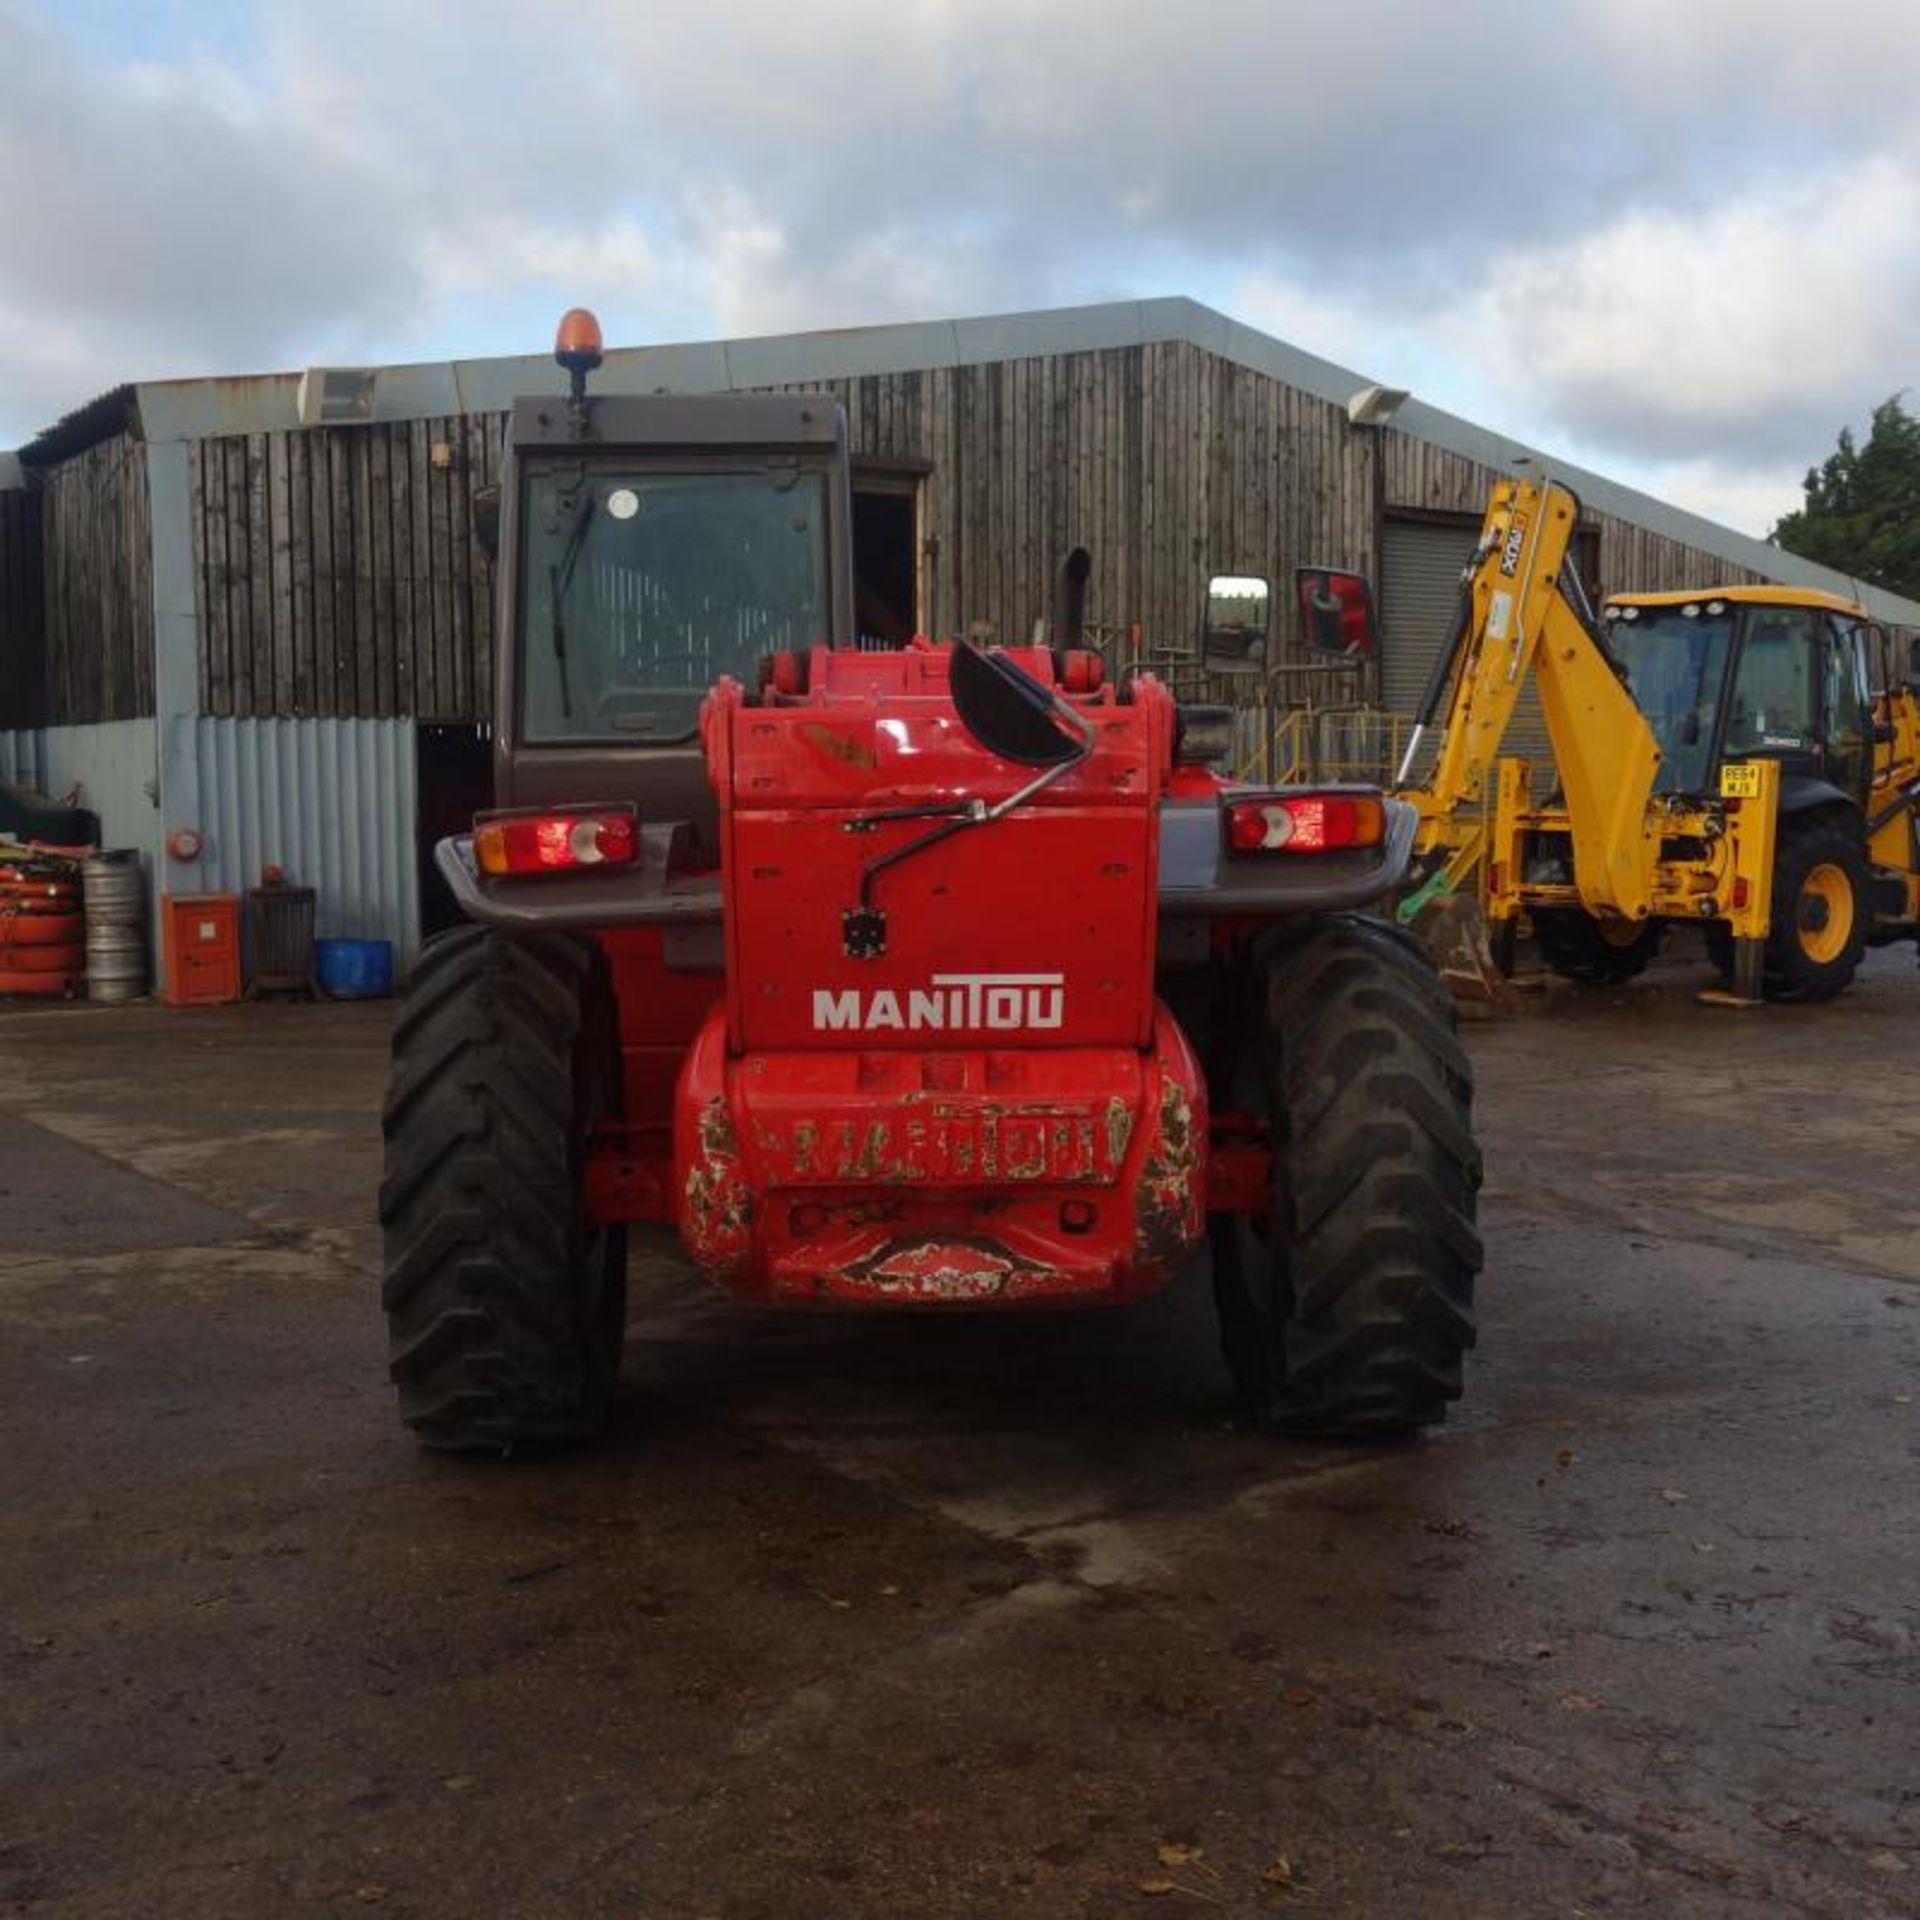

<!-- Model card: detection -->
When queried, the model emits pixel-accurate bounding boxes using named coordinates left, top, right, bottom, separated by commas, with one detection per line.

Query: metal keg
left=82, top=849, right=145, bottom=925
left=82, top=851, right=148, bottom=1001
left=85, top=922, right=147, bottom=1003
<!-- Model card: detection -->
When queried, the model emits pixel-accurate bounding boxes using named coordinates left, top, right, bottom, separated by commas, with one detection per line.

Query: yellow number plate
left=1720, top=763, right=1762, bottom=798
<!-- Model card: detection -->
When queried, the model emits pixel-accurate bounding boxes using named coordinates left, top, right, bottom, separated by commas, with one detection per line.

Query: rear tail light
left=1225, top=791, right=1385, bottom=855
left=473, top=805, right=639, bottom=876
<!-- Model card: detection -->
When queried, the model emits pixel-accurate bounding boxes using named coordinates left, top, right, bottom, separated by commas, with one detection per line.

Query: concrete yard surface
left=2, top=949, right=1918, bottom=1918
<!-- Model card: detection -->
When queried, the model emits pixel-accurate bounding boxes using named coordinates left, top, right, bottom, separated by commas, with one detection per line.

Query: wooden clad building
left=4, top=298, right=1917, bottom=977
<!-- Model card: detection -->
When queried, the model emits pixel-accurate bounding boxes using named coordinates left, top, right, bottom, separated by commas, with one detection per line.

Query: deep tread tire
left=1758, top=815, right=1869, bottom=1002
left=1211, top=915, right=1483, bottom=1435
left=379, top=926, right=627, bottom=1452
left=1533, top=909, right=1663, bottom=984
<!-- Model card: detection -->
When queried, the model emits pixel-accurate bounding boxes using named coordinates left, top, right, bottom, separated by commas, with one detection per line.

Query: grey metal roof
left=18, top=296, right=1920, bottom=625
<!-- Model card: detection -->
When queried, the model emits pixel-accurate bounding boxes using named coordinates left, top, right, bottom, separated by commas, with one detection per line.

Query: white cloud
left=1448, top=157, right=1920, bottom=463
left=2, top=0, right=1917, bottom=535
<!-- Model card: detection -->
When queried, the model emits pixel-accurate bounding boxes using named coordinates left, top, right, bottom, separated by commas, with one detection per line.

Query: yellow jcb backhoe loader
left=1338, top=476, right=1920, bottom=1003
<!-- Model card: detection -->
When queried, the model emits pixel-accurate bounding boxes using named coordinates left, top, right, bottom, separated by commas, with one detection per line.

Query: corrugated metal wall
left=192, top=717, right=420, bottom=959
left=0, top=719, right=159, bottom=854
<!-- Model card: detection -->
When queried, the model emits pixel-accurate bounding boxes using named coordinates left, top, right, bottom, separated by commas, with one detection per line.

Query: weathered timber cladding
left=772, top=343, right=1379, bottom=692
left=191, top=345, right=1789, bottom=722
left=194, top=418, right=495, bottom=719
left=0, top=486, right=46, bottom=727
left=1381, top=430, right=1767, bottom=599
left=1, top=435, right=154, bottom=727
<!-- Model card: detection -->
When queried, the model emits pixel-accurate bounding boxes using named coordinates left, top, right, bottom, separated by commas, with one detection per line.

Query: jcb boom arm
left=1404, top=479, right=1664, bottom=920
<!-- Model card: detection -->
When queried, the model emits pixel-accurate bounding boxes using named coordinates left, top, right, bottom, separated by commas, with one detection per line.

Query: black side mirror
left=472, top=483, right=501, bottom=561
left=949, top=643, right=1079, bottom=766
left=1296, top=568, right=1378, bottom=657
left=1202, top=574, right=1271, bottom=671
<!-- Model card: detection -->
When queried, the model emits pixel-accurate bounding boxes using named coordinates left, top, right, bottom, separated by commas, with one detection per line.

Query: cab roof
left=1606, top=584, right=1868, bottom=617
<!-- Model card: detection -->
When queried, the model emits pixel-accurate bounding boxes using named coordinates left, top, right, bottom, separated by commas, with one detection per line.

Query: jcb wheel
left=1210, top=916, right=1482, bottom=1436
left=379, top=926, right=627, bottom=1452
left=1532, top=909, right=1662, bottom=985
left=1762, top=816, right=1869, bottom=1002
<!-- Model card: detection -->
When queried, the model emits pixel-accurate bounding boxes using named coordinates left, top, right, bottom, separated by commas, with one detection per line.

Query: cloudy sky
left=3, top=0, right=1913, bottom=534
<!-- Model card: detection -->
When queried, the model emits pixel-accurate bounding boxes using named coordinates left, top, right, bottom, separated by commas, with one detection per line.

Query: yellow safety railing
left=1240, top=706, right=1417, bottom=787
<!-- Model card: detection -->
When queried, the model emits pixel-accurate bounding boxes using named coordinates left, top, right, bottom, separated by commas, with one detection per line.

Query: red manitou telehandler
left=378, top=310, right=1481, bottom=1452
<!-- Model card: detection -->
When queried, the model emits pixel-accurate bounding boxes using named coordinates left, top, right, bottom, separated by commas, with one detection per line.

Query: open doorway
left=852, top=465, right=926, bottom=647
left=415, top=722, right=493, bottom=940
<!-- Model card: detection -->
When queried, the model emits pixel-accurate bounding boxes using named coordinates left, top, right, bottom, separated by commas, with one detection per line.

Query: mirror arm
left=854, top=690, right=1096, bottom=911
left=982, top=695, right=1096, bottom=822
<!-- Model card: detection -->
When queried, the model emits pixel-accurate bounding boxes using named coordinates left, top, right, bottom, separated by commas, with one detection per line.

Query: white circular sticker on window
left=606, top=487, right=640, bottom=521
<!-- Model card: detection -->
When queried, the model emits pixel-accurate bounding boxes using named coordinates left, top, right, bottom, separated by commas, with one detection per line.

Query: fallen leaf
left=1138, top=1877, right=1178, bottom=1896
left=880, top=1584, right=902, bottom=1597
left=1556, top=1449, right=1577, bottom=1469
left=440, top=1774, right=475, bottom=1793
left=1263, top=1856, right=1296, bottom=1887
left=355, top=1886, right=388, bottom=1906
left=1558, top=1690, right=1605, bottom=1713
left=1282, top=1689, right=1316, bottom=1708
left=1893, top=1392, right=1913, bottom=1407
left=1660, top=1489, right=1689, bottom=1505
left=1156, top=1843, right=1203, bottom=1868
left=1436, top=1839, right=1488, bottom=1861
left=809, top=1588, right=853, bottom=1611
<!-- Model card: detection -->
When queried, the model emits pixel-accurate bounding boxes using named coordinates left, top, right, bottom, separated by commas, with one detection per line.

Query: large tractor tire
left=379, top=926, right=627, bottom=1452
left=1533, top=908, right=1663, bottom=985
left=1210, top=915, right=1482, bottom=1436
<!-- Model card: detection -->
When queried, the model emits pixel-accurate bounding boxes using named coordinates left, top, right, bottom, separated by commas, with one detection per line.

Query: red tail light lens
left=473, top=806, right=639, bottom=876
left=1225, top=792, right=1385, bottom=855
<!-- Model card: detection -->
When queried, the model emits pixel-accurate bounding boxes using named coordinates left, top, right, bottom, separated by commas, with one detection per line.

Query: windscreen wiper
left=547, top=493, right=596, bottom=719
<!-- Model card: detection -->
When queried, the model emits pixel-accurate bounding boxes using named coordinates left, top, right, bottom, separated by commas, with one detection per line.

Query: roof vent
left=295, top=367, right=379, bottom=428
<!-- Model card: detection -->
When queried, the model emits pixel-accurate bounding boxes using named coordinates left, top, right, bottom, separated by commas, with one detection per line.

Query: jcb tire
left=1211, top=916, right=1482, bottom=1435
left=1759, top=815, right=1869, bottom=1002
left=379, top=926, right=627, bottom=1452
left=1533, top=909, right=1663, bottom=985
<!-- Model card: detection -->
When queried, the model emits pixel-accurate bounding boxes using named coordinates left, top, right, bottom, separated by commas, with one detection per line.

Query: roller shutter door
left=1381, top=517, right=1554, bottom=783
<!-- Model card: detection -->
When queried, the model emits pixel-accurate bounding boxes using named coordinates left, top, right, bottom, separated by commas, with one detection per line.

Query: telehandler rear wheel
left=1533, top=909, right=1663, bottom=985
left=1210, top=916, right=1482, bottom=1436
left=379, top=927, right=627, bottom=1452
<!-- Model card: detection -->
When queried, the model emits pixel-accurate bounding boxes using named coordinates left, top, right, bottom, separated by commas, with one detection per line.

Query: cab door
left=1820, top=615, right=1874, bottom=804
left=1721, top=606, right=1823, bottom=780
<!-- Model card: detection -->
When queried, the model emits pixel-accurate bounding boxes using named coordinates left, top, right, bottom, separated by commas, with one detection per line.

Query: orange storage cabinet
left=161, top=893, right=241, bottom=1006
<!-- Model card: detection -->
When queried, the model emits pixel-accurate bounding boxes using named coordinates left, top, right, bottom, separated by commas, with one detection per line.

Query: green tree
left=1770, top=396, right=1920, bottom=600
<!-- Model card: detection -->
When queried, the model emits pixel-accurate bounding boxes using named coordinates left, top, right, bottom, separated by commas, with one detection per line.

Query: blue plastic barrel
left=316, top=937, right=394, bottom=998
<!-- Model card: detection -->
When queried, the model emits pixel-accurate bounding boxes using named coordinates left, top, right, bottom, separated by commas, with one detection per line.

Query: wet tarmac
left=2, top=943, right=1917, bottom=1917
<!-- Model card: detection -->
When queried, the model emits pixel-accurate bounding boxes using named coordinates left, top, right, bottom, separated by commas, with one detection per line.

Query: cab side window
left=1725, top=609, right=1818, bottom=755
left=1824, top=617, right=1872, bottom=794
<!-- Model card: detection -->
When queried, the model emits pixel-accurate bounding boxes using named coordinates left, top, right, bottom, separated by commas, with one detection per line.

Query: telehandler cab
left=378, top=310, right=1481, bottom=1453
left=1332, top=476, right=1920, bottom=1003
